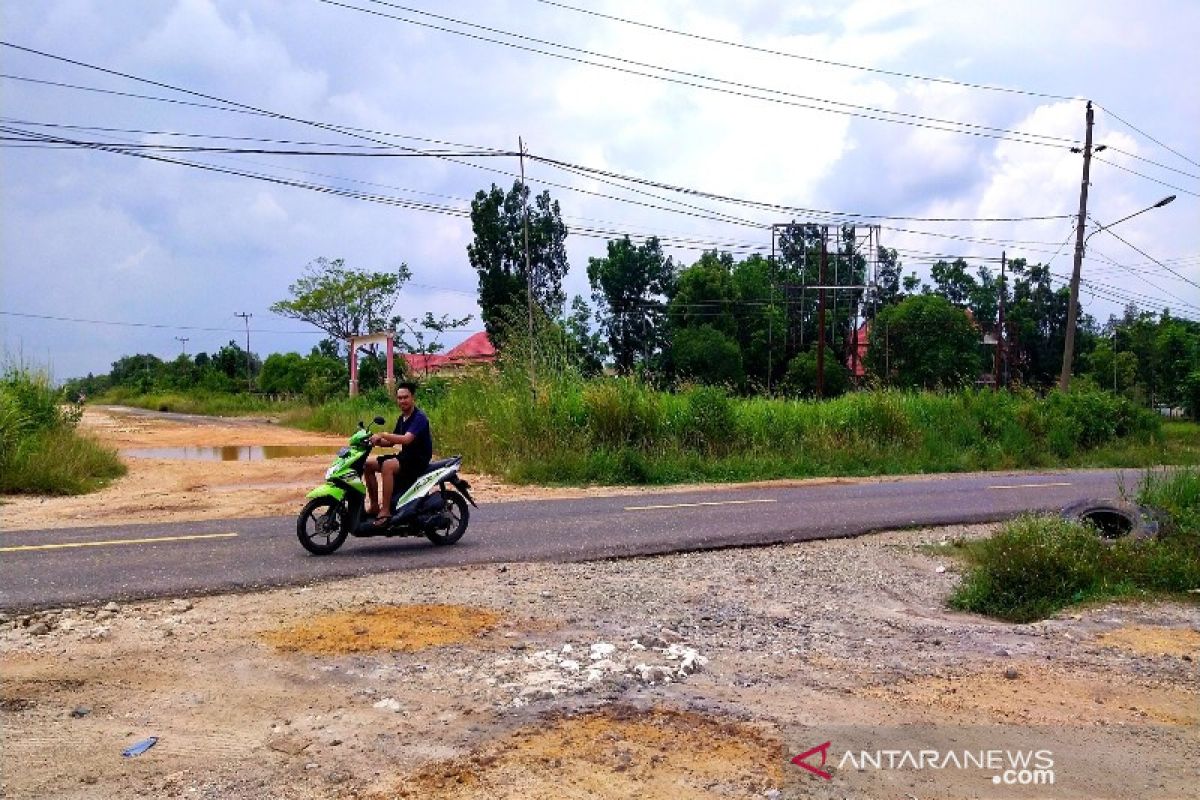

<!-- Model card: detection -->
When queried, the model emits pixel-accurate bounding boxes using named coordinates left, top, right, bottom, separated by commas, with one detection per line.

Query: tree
left=395, top=312, right=473, bottom=376
left=564, top=295, right=607, bottom=376
left=588, top=236, right=675, bottom=375
left=467, top=181, right=569, bottom=341
left=782, top=347, right=850, bottom=398
left=866, top=295, right=981, bottom=389
left=671, top=325, right=744, bottom=387
left=271, top=257, right=411, bottom=355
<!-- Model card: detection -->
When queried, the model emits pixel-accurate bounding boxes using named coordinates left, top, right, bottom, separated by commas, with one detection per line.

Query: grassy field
left=101, top=374, right=1199, bottom=486
left=945, top=468, right=1200, bottom=622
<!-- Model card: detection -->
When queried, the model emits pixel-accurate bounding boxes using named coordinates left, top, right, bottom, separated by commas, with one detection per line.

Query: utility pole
left=519, top=136, right=536, bottom=397
left=234, top=312, right=253, bottom=392
left=817, top=230, right=828, bottom=398
left=998, top=251, right=1007, bottom=389
left=1059, top=100, right=1094, bottom=392
left=175, top=336, right=189, bottom=357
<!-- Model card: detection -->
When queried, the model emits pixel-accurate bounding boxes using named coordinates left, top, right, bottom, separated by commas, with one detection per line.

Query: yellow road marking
left=987, top=482, right=1073, bottom=490
left=0, top=532, right=239, bottom=552
left=624, top=499, right=778, bottom=512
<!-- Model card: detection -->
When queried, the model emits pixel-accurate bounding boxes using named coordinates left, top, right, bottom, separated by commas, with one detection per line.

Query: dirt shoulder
left=1, top=407, right=1197, bottom=799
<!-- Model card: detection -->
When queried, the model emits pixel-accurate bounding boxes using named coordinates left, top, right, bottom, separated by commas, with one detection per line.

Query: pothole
left=263, top=604, right=503, bottom=655
left=382, top=705, right=787, bottom=799
left=1095, top=625, right=1200, bottom=658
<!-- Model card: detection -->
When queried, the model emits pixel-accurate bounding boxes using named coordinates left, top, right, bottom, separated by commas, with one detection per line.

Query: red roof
left=403, top=332, right=496, bottom=374
left=444, top=331, right=496, bottom=360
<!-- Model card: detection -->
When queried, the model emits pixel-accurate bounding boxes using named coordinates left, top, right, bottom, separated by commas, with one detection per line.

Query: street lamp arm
left=1084, top=195, right=1176, bottom=246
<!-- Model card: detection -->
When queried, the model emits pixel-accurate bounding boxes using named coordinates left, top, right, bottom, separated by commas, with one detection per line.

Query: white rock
left=89, top=626, right=111, bottom=640
left=559, top=659, right=580, bottom=672
left=589, top=642, right=616, bottom=660
left=102, top=602, right=120, bottom=613
left=935, top=565, right=947, bottom=574
left=372, top=698, right=402, bottom=712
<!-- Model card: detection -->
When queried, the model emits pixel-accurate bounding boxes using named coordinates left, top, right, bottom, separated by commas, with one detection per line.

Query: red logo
left=791, top=741, right=833, bottom=780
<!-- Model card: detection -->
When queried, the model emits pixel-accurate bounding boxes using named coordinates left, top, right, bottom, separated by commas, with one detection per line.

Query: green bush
left=0, top=364, right=125, bottom=494
left=951, top=468, right=1200, bottom=622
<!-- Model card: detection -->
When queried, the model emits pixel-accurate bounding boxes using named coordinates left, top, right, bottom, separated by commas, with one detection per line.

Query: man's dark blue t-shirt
left=393, top=408, right=432, bottom=470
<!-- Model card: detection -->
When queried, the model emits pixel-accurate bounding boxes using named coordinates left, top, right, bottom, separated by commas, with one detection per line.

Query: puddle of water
left=121, top=446, right=339, bottom=461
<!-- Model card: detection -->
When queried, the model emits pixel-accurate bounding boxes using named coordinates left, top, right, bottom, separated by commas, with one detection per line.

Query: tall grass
left=950, top=468, right=1200, bottom=622
left=336, top=372, right=1160, bottom=485
left=0, top=364, right=125, bottom=495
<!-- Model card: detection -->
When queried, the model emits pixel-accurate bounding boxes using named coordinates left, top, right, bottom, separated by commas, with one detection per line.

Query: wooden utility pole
left=817, top=231, right=828, bottom=398
left=1059, top=100, right=1094, bottom=392
left=519, top=137, right=535, bottom=396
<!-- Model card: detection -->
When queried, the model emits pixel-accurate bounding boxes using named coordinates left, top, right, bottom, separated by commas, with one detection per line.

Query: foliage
left=671, top=325, right=744, bottom=388
left=950, top=468, right=1200, bottom=622
left=781, top=347, right=850, bottom=398
left=866, top=295, right=981, bottom=389
left=467, top=181, right=569, bottom=342
left=0, top=363, right=125, bottom=494
left=270, top=256, right=411, bottom=358
left=588, top=236, right=675, bottom=375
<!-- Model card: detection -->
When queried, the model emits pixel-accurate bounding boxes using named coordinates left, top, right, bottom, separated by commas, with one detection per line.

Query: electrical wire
left=317, top=1, right=1080, bottom=149
left=1092, top=155, right=1200, bottom=199
left=535, top=0, right=1077, bottom=102
left=1096, top=102, right=1200, bottom=170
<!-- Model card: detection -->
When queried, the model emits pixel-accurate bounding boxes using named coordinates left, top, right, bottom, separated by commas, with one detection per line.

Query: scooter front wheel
left=297, top=497, right=349, bottom=555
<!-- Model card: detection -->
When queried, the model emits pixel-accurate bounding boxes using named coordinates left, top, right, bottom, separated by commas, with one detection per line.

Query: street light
left=1058, top=194, right=1176, bottom=391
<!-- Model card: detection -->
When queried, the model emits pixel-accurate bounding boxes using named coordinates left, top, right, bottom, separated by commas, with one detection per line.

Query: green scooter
left=296, top=416, right=475, bottom=555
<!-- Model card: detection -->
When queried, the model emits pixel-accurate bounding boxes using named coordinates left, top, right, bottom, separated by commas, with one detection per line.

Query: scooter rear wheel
left=425, top=490, right=469, bottom=546
left=297, top=497, right=349, bottom=555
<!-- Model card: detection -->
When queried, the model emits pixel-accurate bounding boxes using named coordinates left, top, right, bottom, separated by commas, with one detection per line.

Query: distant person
left=363, top=381, right=432, bottom=525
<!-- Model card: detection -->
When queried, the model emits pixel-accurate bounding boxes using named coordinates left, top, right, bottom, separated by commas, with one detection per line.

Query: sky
left=2, top=0, right=1198, bottom=381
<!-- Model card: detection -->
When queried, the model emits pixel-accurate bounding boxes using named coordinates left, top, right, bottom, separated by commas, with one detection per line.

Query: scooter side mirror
left=373, top=416, right=386, bottom=425
left=358, top=421, right=365, bottom=429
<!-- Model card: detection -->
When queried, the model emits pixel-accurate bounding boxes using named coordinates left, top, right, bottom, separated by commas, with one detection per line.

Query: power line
left=1092, top=155, right=1200, bottom=199
left=535, top=0, right=1078, bottom=102
left=316, top=1, right=1079, bottom=149
left=0, top=309, right=322, bottom=334
left=531, top=154, right=1075, bottom=223
left=1096, top=102, right=1200, bottom=171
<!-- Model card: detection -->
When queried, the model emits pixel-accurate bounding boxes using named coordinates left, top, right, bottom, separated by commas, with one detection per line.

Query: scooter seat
left=424, top=456, right=461, bottom=473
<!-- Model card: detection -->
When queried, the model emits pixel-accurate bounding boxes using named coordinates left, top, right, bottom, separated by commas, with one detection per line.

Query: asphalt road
left=0, top=468, right=1134, bottom=611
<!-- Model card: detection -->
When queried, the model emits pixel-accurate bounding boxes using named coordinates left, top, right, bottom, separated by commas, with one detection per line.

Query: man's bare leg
left=376, top=460, right=399, bottom=523
left=364, top=457, right=381, bottom=516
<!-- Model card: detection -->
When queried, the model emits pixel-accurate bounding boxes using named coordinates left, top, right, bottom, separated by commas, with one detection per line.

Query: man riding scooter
left=363, top=381, right=432, bottom=526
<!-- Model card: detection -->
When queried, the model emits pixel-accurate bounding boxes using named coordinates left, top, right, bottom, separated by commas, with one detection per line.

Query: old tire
left=1060, top=498, right=1160, bottom=541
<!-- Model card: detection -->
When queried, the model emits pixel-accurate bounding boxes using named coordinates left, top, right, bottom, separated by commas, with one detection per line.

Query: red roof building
left=403, top=331, right=497, bottom=375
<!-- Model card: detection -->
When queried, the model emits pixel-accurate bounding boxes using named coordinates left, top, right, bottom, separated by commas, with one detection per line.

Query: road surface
left=0, top=468, right=1134, bottom=611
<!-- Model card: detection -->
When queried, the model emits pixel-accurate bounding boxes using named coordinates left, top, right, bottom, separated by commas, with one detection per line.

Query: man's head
left=395, top=381, right=417, bottom=415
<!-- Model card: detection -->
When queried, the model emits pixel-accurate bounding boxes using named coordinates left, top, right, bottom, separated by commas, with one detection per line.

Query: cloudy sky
left=2, top=0, right=1198, bottom=381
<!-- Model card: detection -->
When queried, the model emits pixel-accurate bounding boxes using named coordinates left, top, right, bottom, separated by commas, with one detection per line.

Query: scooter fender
left=306, top=484, right=345, bottom=502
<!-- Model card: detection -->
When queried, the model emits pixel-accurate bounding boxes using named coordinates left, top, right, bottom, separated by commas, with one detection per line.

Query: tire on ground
left=1060, top=497, right=1161, bottom=541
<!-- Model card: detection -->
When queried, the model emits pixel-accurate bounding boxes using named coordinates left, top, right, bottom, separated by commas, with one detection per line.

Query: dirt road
left=1, top=407, right=1197, bottom=799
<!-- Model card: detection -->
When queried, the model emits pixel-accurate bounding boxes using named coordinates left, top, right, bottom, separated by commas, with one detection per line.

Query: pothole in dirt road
left=262, top=604, right=503, bottom=655
left=377, top=705, right=787, bottom=800
left=1095, top=625, right=1200, bottom=659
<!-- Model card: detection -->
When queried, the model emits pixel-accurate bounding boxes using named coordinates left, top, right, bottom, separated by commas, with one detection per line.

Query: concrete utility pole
left=234, top=312, right=253, bottom=392
left=519, top=136, right=536, bottom=396
left=175, top=336, right=189, bottom=357
left=1059, top=100, right=1094, bottom=392
left=998, top=251, right=1007, bottom=389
